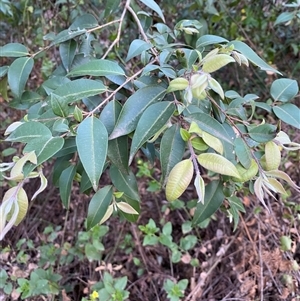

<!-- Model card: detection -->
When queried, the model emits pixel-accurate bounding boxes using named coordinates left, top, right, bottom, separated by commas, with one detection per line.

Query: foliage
left=1, top=0, right=300, bottom=243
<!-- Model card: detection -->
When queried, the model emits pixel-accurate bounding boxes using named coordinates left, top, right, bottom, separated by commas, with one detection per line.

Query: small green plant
left=139, top=219, right=199, bottom=265
left=163, top=278, right=188, bottom=301
left=91, top=272, right=130, bottom=301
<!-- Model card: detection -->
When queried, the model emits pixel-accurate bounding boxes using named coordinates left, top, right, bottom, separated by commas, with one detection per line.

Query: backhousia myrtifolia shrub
left=1, top=0, right=300, bottom=240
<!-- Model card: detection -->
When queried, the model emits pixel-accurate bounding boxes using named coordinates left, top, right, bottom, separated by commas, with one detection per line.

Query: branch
left=102, top=0, right=131, bottom=59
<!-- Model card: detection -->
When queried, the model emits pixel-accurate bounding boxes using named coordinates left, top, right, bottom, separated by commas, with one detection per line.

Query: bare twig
left=258, top=221, right=264, bottom=301
left=102, top=0, right=131, bottom=59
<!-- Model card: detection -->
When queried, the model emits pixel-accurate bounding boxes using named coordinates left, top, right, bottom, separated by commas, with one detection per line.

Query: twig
left=126, top=5, right=159, bottom=58
left=258, top=221, right=264, bottom=301
left=89, top=57, right=158, bottom=115
left=184, top=230, right=240, bottom=301
left=102, top=0, right=131, bottom=59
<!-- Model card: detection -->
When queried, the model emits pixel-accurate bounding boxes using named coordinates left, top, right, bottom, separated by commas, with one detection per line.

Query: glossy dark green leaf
left=248, top=124, right=277, bottom=142
left=69, top=13, right=99, bottom=30
left=8, top=57, right=34, bottom=98
left=192, top=180, right=224, bottom=225
left=160, top=124, right=186, bottom=184
left=59, top=39, right=77, bottom=72
left=54, top=138, right=76, bottom=158
left=109, top=165, right=140, bottom=201
left=229, top=40, right=281, bottom=74
left=76, top=117, right=108, bottom=191
left=24, top=136, right=64, bottom=165
left=87, top=185, right=113, bottom=230
left=108, top=136, right=129, bottom=174
left=234, top=137, right=252, bottom=169
left=68, top=59, right=125, bottom=77
left=6, top=121, right=51, bottom=143
left=0, top=43, right=29, bottom=57
left=273, top=104, right=300, bottom=129
left=59, top=165, right=77, bottom=208
left=185, top=113, right=234, bottom=145
left=129, top=101, right=175, bottom=164
left=270, top=79, right=298, bottom=102
left=51, top=94, right=69, bottom=117
left=110, top=85, right=166, bottom=139
left=50, top=79, right=107, bottom=104
left=80, top=169, right=93, bottom=193
left=99, top=100, right=122, bottom=135
left=126, top=39, right=152, bottom=62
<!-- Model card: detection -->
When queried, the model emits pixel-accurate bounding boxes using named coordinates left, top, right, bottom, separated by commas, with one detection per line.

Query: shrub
left=1, top=0, right=300, bottom=241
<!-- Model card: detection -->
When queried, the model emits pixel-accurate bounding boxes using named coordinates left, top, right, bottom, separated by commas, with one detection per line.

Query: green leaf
left=24, top=136, right=64, bottom=165
left=202, top=131, right=223, bottom=154
left=0, top=43, right=29, bottom=57
left=166, top=159, right=193, bottom=201
left=270, top=79, right=298, bottom=102
left=274, top=12, right=295, bottom=26
left=104, top=0, right=121, bottom=17
left=227, top=196, right=245, bottom=231
left=50, top=79, right=107, bottom=104
left=160, top=124, right=186, bottom=184
left=59, top=165, right=77, bottom=208
left=59, top=39, right=77, bottom=72
left=233, top=160, right=258, bottom=182
left=0, top=66, right=8, bottom=77
left=126, top=39, right=152, bottom=62
left=69, top=13, right=98, bottom=30
left=6, top=121, right=51, bottom=143
left=192, top=180, right=224, bottom=225
left=209, top=77, right=224, bottom=99
left=129, top=101, right=175, bottom=164
left=202, top=54, right=235, bottom=73
left=228, top=40, right=281, bottom=74
left=265, top=141, right=281, bottom=171
left=196, top=35, right=228, bottom=48
left=99, top=100, right=129, bottom=173
left=280, top=235, right=292, bottom=251
left=68, top=59, right=125, bottom=77
left=99, top=99, right=122, bottom=135
left=109, top=165, right=140, bottom=201
left=50, top=29, right=87, bottom=46
left=76, top=117, right=108, bottom=191
left=234, top=137, right=252, bottom=169
left=138, top=0, right=165, bottom=22
left=248, top=124, right=277, bottom=142
left=273, top=104, right=300, bottom=129
left=8, top=57, right=34, bottom=98
left=87, top=185, right=113, bottom=230
left=166, top=77, right=189, bottom=93
left=110, top=85, right=166, bottom=139
left=185, top=113, right=234, bottom=145
left=108, top=137, right=129, bottom=174
left=197, top=153, right=241, bottom=178
left=51, top=94, right=69, bottom=117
